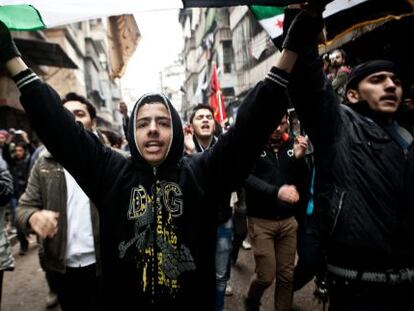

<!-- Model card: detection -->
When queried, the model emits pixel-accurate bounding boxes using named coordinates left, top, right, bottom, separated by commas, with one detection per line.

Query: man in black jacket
left=244, top=115, right=309, bottom=311
left=283, top=4, right=414, bottom=310
left=0, top=18, right=304, bottom=310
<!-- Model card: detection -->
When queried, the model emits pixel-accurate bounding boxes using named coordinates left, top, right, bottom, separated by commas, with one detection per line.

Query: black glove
left=281, top=9, right=324, bottom=54
left=272, top=8, right=301, bottom=50
left=0, top=20, right=21, bottom=64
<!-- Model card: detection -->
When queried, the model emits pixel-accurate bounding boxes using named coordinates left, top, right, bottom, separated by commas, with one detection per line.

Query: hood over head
left=127, top=92, right=184, bottom=169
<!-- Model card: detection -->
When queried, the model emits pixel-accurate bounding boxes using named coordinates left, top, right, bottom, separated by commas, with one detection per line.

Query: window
left=222, top=40, right=233, bottom=73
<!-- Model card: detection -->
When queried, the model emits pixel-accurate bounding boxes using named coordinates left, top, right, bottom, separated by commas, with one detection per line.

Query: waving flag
left=322, top=0, right=413, bottom=43
left=209, top=63, right=227, bottom=125
left=183, top=0, right=294, bottom=7
left=0, top=0, right=296, bottom=30
left=250, top=0, right=414, bottom=46
left=0, top=0, right=183, bottom=30
left=1, top=0, right=411, bottom=40
left=250, top=6, right=285, bottom=40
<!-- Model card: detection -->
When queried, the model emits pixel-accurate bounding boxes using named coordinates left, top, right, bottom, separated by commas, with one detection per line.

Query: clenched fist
left=278, top=184, right=300, bottom=204
left=28, top=210, right=59, bottom=239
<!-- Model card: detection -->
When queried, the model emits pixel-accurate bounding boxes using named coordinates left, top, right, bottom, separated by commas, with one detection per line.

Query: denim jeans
left=10, top=197, right=28, bottom=252
left=215, top=217, right=233, bottom=311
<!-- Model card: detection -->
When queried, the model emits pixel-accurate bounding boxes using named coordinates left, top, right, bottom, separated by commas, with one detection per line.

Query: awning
left=14, top=38, right=78, bottom=69
left=108, top=14, right=141, bottom=79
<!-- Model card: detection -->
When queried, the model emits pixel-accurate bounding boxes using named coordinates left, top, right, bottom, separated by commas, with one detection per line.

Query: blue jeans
left=215, top=218, right=233, bottom=311
left=10, top=197, right=28, bottom=252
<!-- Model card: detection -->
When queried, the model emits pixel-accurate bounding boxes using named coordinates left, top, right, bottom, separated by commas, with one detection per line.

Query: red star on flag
left=276, top=18, right=283, bottom=29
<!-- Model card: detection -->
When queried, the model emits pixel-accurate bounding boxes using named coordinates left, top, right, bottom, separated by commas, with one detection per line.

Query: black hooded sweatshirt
left=14, top=67, right=290, bottom=310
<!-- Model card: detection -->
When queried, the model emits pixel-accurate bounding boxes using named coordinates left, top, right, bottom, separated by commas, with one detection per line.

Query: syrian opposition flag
left=250, top=0, right=414, bottom=45
left=1, top=0, right=411, bottom=33
left=250, top=6, right=285, bottom=40
left=0, top=0, right=184, bottom=30
left=323, top=0, right=413, bottom=42
left=0, top=0, right=294, bottom=30
left=183, top=0, right=294, bottom=7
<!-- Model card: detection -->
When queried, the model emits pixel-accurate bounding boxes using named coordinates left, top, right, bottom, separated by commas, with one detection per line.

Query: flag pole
left=217, top=89, right=224, bottom=123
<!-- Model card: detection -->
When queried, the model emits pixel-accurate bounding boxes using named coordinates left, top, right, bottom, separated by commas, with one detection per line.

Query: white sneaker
left=46, top=291, right=58, bottom=308
left=225, top=284, right=233, bottom=296
left=242, top=240, right=251, bottom=250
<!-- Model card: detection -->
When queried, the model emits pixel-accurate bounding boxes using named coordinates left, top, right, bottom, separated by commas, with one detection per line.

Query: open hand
left=294, top=135, right=308, bottom=159
left=183, top=124, right=196, bottom=155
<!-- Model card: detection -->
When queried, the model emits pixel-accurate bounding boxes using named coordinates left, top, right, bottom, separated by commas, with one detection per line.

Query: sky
left=121, top=9, right=184, bottom=107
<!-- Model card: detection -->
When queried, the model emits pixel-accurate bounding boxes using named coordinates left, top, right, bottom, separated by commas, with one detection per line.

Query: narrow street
left=2, top=236, right=60, bottom=311
left=2, top=236, right=323, bottom=311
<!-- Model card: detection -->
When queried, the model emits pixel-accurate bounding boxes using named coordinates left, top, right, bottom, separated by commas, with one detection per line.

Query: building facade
left=179, top=6, right=277, bottom=124
left=0, top=15, right=140, bottom=135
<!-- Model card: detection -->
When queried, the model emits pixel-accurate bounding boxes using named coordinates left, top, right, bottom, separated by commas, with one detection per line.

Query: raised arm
left=197, top=47, right=299, bottom=197
left=0, top=21, right=124, bottom=204
left=282, top=5, right=343, bottom=149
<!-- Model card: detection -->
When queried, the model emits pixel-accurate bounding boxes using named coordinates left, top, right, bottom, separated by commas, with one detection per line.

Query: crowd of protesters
left=0, top=1, right=414, bottom=310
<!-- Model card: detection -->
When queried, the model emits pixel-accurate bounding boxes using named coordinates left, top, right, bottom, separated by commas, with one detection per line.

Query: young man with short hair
left=16, top=92, right=102, bottom=311
left=185, top=104, right=232, bottom=311
left=1, top=19, right=298, bottom=309
left=187, top=105, right=217, bottom=152
left=282, top=4, right=414, bottom=310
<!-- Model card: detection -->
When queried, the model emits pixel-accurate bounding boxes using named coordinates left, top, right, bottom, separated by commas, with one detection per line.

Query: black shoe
left=19, top=248, right=28, bottom=256
left=244, top=297, right=261, bottom=311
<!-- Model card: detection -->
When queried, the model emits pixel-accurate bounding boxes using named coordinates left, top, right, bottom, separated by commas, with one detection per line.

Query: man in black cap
left=282, top=5, right=414, bottom=310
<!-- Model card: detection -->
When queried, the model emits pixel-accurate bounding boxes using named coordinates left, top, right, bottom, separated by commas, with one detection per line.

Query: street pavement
left=2, top=235, right=60, bottom=311
left=225, top=246, right=323, bottom=311
left=2, top=236, right=324, bottom=311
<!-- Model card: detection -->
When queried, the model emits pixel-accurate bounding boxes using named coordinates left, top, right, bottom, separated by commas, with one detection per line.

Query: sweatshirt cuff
left=12, top=69, right=40, bottom=90
left=265, top=67, right=290, bottom=88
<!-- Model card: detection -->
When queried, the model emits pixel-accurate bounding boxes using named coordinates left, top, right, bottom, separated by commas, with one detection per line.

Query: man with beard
left=16, top=93, right=102, bottom=310
left=244, top=115, right=310, bottom=311
left=328, top=49, right=351, bottom=103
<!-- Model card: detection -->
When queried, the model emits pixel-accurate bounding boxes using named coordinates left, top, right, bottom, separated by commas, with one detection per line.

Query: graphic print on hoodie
left=16, top=65, right=291, bottom=309
left=118, top=93, right=196, bottom=299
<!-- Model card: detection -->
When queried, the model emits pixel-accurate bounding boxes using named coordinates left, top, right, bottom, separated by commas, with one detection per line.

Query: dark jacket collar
left=193, top=135, right=217, bottom=153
